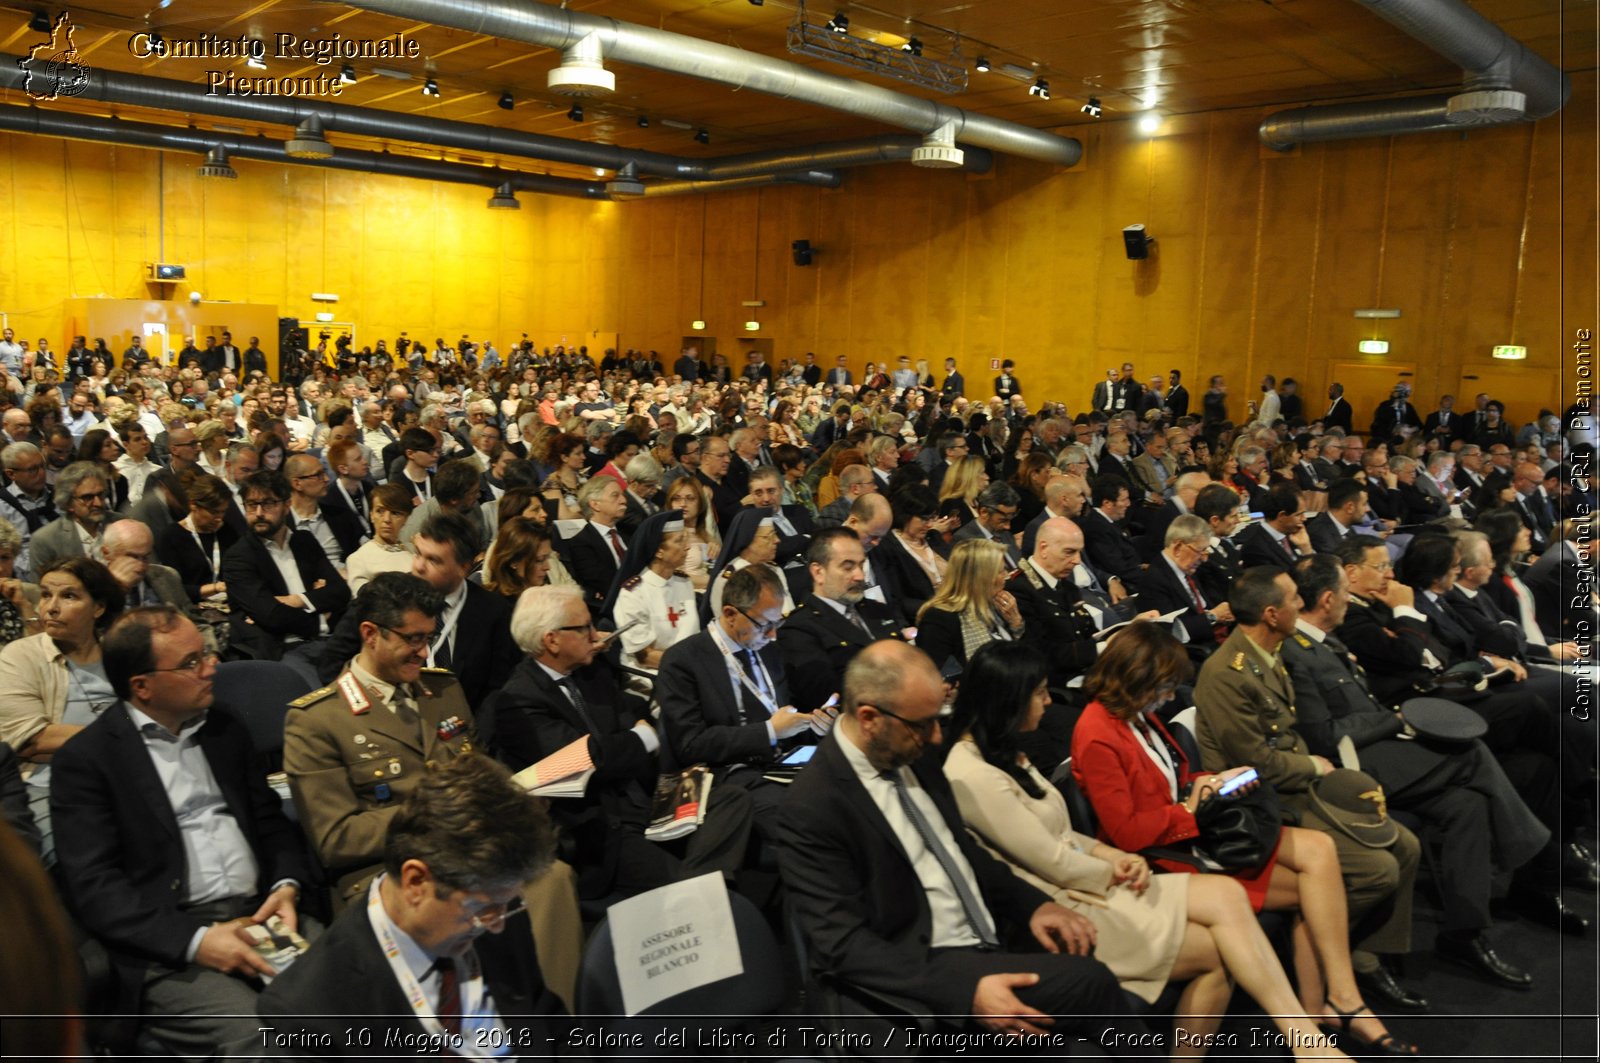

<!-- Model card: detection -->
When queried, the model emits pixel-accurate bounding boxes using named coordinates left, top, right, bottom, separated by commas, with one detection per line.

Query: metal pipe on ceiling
left=0, top=55, right=988, bottom=188
left=342, top=0, right=1083, bottom=167
left=1259, top=0, right=1570, bottom=149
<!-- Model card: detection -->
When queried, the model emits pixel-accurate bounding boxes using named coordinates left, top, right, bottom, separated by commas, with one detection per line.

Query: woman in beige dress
left=946, top=641, right=1351, bottom=1060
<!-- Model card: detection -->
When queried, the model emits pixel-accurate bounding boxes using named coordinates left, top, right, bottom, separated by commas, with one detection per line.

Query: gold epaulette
left=288, top=686, right=334, bottom=708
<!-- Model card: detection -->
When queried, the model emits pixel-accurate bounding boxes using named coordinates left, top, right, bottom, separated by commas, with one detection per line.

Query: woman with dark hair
left=76, top=428, right=129, bottom=510
left=1476, top=506, right=1542, bottom=628
left=159, top=472, right=233, bottom=606
left=871, top=483, right=951, bottom=627
left=1008, top=452, right=1053, bottom=528
left=538, top=431, right=588, bottom=521
left=949, top=641, right=1352, bottom=1056
left=252, top=430, right=287, bottom=473
left=483, top=519, right=557, bottom=600
left=1072, top=623, right=1413, bottom=1056
left=0, top=557, right=124, bottom=863
left=1469, top=470, right=1518, bottom=517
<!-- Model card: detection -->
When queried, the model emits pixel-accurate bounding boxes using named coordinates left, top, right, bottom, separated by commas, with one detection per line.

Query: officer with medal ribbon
left=283, top=572, right=584, bottom=1008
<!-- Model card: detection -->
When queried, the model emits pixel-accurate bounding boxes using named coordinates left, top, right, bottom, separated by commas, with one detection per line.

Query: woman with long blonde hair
left=913, top=538, right=1022, bottom=670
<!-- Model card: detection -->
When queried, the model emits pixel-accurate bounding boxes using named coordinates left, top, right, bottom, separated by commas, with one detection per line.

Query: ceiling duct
left=486, top=182, right=521, bottom=209
left=1260, top=0, right=1569, bottom=149
left=197, top=145, right=237, bottom=179
left=284, top=115, right=333, bottom=159
left=343, top=0, right=1083, bottom=167
left=911, top=120, right=963, bottom=169
left=605, top=161, right=645, bottom=199
left=547, top=31, right=614, bottom=96
left=0, top=55, right=985, bottom=190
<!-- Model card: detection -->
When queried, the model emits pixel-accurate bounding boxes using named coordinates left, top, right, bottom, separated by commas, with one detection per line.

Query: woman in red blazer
left=1071, top=623, right=1416, bottom=1057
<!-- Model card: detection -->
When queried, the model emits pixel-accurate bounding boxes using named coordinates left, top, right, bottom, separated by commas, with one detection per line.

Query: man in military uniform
left=1194, top=566, right=1422, bottom=1011
left=777, top=528, right=902, bottom=712
left=1287, top=555, right=1553, bottom=991
left=283, top=571, right=583, bottom=1007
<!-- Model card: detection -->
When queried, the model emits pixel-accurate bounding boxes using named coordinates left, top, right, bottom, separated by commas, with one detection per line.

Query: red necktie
left=1280, top=535, right=1295, bottom=559
left=435, top=958, right=461, bottom=1036
left=608, top=528, right=626, bottom=561
left=1184, top=572, right=1228, bottom=643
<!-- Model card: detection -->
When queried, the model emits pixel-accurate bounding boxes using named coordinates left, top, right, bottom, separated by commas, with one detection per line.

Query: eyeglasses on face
left=872, top=704, right=943, bottom=740
left=381, top=625, right=436, bottom=649
left=141, top=650, right=220, bottom=677
left=734, top=606, right=783, bottom=635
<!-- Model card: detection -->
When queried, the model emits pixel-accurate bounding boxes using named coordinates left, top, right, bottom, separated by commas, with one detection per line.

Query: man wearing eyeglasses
left=780, top=639, right=1140, bottom=1040
left=657, top=565, right=833, bottom=838
left=52, top=607, right=313, bottom=1056
left=260, top=755, right=568, bottom=1050
left=223, top=469, right=350, bottom=686
left=283, top=453, right=355, bottom=574
left=28, top=461, right=111, bottom=573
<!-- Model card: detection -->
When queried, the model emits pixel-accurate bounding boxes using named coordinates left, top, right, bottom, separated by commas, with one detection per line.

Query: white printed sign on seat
left=607, top=872, right=741, bottom=1016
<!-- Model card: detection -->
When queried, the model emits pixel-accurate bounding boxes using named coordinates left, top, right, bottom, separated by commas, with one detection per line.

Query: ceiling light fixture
left=902, top=37, right=922, bottom=56
left=1028, top=77, right=1050, bottom=100
left=246, top=50, right=267, bottom=72
left=339, top=63, right=357, bottom=85
left=825, top=12, right=849, bottom=35
left=421, top=77, right=440, bottom=98
left=486, top=183, right=520, bottom=210
left=197, top=145, right=237, bottom=180
left=567, top=103, right=584, bottom=122
left=694, top=128, right=709, bottom=144
left=1137, top=112, right=1162, bottom=134
left=1081, top=96, right=1102, bottom=118
left=974, top=56, right=990, bottom=73
left=498, top=91, right=514, bottom=110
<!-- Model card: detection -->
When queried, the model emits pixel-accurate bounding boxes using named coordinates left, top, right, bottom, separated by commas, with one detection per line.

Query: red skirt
left=1152, top=830, right=1283, bottom=912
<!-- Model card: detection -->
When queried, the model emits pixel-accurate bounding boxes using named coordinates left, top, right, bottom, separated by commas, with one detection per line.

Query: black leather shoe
left=1355, top=963, right=1429, bottom=1013
left=1513, top=891, right=1590, bottom=936
left=1565, top=843, right=1600, bottom=891
left=1436, top=934, right=1533, bottom=989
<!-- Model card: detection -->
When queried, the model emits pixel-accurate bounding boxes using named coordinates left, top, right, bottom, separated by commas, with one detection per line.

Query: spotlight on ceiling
left=339, top=63, right=357, bottom=85
left=567, top=103, right=584, bottom=122
left=825, top=12, right=849, bottom=35
left=902, top=37, right=922, bottom=56
left=748, top=0, right=764, bottom=5
left=246, top=48, right=267, bottom=71
left=636, top=115, right=649, bottom=128
left=694, top=128, right=710, bottom=144
left=974, top=56, right=990, bottom=73
left=148, top=30, right=164, bottom=51
left=28, top=10, right=52, bottom=34
left=1028, top=77, right=1050, bottom=101
left=1081, top=96, right=1102, bottom=118
left=498, top=91, right=514, bottom=110
left=487, top=183, right=520, bottom=210
left=284, top=115, right=333, bottom=159
left=1137, top=112, right=1163, bottom=135
left=197, top=145, right=237, bottom=180
left=421, top=77, right=440, bottom=97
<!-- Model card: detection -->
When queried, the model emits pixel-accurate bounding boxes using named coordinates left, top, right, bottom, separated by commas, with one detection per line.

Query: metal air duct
left=1260, top=0, right=1569, bottom=149
left=343, top=0, right=1083, bottom=167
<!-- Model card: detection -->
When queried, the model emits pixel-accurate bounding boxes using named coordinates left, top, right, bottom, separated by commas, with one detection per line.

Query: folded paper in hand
left=1096, top=608, right=1187, bottom=640
left=512, top=736, right=595, bottom=798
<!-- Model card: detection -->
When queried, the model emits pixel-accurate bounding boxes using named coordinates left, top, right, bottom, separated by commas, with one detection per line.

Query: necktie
left=608, top=527, right=626, bottom=561
left=1280, top=534, right=1296, bottom=559
left=844, top=604, right=873, bottom=637
left=559, top=676, right=599, bottom=733
left=432, top=629, right=453, bottom=670
left=1183, top=572, right=1228, bottom=643
left=886, top=771, right=999, bottom=948
left=391, top=685, right=425, bottom=745
left=433, top=958, right=461, bottom=1036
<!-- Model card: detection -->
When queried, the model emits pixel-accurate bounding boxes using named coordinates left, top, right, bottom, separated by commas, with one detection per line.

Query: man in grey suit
left=1286, top=556, right=1553, bottom=993
left=951, top=482, right=1022, bottom=565
left=30, top=461, right=112, bottom=572
left=97, top=520, right=197, bottom=614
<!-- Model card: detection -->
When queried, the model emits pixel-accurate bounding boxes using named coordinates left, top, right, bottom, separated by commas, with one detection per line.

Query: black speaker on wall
left=1122, top=224, right=1152, bottom=260
left=791, top=239, right=813, bottom=266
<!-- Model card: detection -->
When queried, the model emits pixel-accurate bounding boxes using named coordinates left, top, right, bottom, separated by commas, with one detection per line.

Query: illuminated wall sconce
left=1358, top=340, right=1389, bottom=355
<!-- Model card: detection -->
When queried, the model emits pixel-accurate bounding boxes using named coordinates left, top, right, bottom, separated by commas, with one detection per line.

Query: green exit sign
left=1358, top=340, right=1389, bottom=354
left=1492, top=345, right=1527, bottom=360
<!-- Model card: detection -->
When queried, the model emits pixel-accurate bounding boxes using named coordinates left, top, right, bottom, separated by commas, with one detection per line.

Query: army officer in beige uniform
left=283, top=571, right=583, bottom=1007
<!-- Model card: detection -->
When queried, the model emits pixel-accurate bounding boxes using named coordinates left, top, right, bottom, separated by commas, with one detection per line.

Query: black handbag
left=1191, top=780, right=1281, bottom=871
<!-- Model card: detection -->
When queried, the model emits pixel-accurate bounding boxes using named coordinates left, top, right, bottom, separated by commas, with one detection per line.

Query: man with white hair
left=98, top=518, right=193, bottom=611
left=494, top=584, right=753, bottom=899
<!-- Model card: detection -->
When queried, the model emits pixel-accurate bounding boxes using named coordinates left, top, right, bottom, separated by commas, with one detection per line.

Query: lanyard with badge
left=366, top=878, right=505, bottom=1057
left=710, top=625, right=777, bottom=716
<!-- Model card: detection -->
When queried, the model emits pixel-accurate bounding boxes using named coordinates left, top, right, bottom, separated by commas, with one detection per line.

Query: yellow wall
left=0, top=69, right=1592, bottom=427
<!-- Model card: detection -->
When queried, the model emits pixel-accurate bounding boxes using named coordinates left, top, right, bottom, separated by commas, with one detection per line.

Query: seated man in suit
left=562, top=474, right=630, bottom=612
left=1287, top=555, right=1560, bottom=989
left=746, top=463, right=814, bottom=566
left=283, top=453, right=360, bottom=574
left=778, top=639, right=1139, bottom=1039
left=1391, top=455, right=1448, bottom=526
left=951, top=481, right=1022, bottom=565
left=1193, top=482, right=1247, bottom=606
left=223, top=469, right=351, bottom=686
left=317, top=511, right=514, bottom=713
left=657, top=565, right=833, bottom=836
left=284, top=572, right=584, bottom=1006
left=260, top=755, right=568, bottom=1050
left=493, top=585, right=753, bottom=901
left=1234, top=482, right=1310, bottom=571
left=1139, top=514, right=1233, bottom=661
left=1306, top=478, right=1367, bottom=554
left=29, top=460, right=111, bottom=573
left=51, top=607, right=311, bottom=1057
left=777, top=528, right=905, bottom=713
left=1078, top=475, right=1145, bottom=589
left=96, top=518, right=197, bottom=614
